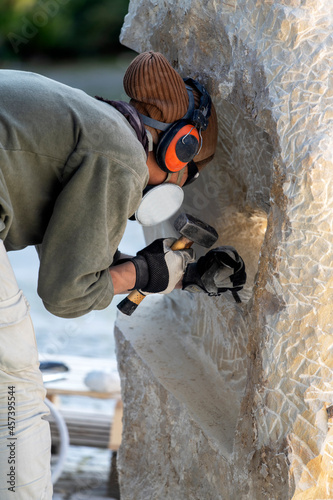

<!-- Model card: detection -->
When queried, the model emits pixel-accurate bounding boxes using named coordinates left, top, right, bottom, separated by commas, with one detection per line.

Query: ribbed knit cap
left=123, top=51, right=218, bottom=170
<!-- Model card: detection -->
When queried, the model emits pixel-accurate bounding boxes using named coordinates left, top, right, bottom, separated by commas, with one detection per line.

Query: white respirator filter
left=135, top=184, right=184, bottom=226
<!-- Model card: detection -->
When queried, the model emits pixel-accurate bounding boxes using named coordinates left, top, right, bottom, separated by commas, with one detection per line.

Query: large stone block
left=115, top=1, right=333, bottom=498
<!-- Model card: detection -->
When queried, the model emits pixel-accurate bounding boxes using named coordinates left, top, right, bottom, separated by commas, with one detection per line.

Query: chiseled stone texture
left=115, top=328, right=233, bottom=500
left=115, top=0, right=333, bottom=498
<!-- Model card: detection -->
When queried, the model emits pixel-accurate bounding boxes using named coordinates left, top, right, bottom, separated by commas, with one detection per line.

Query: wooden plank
left=109, top=400, right=123, bottom=451
left=47, top=409, right=113, bottom=449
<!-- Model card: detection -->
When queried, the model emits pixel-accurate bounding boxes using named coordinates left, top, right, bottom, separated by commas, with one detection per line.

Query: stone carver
left=0, top=51, right=246, bottom=498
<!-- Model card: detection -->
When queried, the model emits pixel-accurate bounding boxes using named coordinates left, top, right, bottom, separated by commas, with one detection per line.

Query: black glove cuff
left=131, top=255, right=149, bottom=290
left=111, top=257, right=131, bottom=267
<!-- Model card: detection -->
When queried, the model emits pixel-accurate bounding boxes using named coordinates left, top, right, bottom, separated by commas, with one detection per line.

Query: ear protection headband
left=139, top=78, right=212, bottom=174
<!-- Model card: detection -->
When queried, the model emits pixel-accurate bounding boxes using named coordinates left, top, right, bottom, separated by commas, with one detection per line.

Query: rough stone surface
left=115, top=1, right=333, bottom=498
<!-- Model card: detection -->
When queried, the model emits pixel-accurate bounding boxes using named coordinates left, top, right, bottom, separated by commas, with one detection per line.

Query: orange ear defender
left=139, top=78, right=212, bottom=174
left=156, top=121, right=200, bottom=172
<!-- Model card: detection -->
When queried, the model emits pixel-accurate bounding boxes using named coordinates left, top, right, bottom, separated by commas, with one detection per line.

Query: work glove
left=182, top=246, right=246, bottom=303
left=132, top=238, right=195, bottom=294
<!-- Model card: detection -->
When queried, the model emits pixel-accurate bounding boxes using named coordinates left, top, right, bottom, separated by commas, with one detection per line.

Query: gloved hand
left=182, top=246, right=246, bottom=302
left=132, top=238, right=195, bottom=294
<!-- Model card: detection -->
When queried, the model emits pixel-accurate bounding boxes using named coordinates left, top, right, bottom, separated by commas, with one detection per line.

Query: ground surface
left=52, top=445, right=118, bottom=499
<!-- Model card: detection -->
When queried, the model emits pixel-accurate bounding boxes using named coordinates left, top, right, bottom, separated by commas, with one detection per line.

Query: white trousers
left=0, top=240, right=52, bottom=499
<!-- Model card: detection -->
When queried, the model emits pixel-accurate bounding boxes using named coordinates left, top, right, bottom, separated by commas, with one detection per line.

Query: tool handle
left=117, top=290, right=146, bottom=316
left=170, top=235, right=193, bottom=251
left=117, top=236, right=193, bottom=316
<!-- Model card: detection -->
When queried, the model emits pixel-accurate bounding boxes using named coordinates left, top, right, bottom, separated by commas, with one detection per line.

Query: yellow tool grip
left=126, top=289, right=146, bottom=306
left=170, top=236, right=193, bottom=251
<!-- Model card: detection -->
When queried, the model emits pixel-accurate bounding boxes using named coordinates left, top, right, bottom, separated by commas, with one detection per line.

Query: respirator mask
left=132, top=161, right=199, bottom=226
left=134, top=183, right=184, bottom=226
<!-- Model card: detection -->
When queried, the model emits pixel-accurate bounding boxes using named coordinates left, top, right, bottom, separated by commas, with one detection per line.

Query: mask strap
left=145, top=129, right=154, bottom=152
left=196, top=128, right=203, bottom=156
left=183, top=161, right=199, bottom=186
left=163, top=172, right=173, bottom=183
left=162, top=169, right=185, bottom=186
left=176, top=169, right=185, bottom=186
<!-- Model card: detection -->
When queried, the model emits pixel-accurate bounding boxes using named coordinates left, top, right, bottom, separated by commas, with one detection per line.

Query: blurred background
left=1, top=2, right=145, bottom=496
left=1, top=0, right=130, bottom=62
left=0, top=0, right=138, bottom=95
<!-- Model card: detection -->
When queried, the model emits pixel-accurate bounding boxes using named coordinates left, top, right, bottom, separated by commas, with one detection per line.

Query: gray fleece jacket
left=0, top=70, right=149, bottom=318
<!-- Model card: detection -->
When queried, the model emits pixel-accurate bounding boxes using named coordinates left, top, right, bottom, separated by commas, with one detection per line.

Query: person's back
left=0, top=70, right=147, bottom=252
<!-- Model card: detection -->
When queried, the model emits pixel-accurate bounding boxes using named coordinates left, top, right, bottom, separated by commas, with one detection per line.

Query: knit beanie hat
left=123, top=51, right=218, bottom=170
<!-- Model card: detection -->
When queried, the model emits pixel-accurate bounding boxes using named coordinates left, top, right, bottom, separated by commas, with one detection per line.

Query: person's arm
left=109, top=261, right=136, bottom=294
left=37, top=153, right=146, bottom=318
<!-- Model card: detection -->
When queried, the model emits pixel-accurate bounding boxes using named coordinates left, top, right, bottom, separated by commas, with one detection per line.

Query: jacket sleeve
left=37, top=151, right=146, bottom=318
